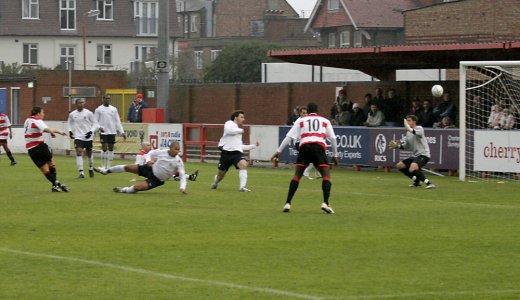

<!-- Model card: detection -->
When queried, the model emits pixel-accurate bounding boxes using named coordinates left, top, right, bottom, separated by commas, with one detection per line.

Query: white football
left=431, top=85, right=444, bottom=97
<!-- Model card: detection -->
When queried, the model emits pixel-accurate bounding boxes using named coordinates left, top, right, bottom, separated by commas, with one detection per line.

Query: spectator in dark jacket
left=127, top=93, right=148, bottom=123
left=349, top=103, right=366, bottom=126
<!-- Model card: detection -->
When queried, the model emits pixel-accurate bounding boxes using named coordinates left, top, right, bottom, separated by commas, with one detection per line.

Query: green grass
left=1, top=155, right=519, bottom=299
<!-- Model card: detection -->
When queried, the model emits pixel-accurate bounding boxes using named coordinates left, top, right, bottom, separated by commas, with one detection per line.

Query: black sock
left=286, top=179, right=300, bottom=204
left=322, top=179, right=332, bottom=205
left=44, top=172, right=57, bottom=184
left=6, top=151, right=15, bottom=162
left=412, top=170, right=427, bottom=183
left=399, top=168, right=413, bottom=179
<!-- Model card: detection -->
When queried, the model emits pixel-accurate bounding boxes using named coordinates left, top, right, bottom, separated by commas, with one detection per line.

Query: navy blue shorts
left=217, top=150, right=246, bottom=171
left=137, top=165, right=165, bottom=190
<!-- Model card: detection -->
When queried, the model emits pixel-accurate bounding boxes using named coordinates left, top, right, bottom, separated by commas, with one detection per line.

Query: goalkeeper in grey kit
left=388, top=115, right=436, bottom=189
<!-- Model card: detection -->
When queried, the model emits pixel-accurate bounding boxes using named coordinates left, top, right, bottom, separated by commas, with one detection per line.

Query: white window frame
left=60, top=46, right=76, bottom=69
left=210, top=50, right=221, bottom=62
left=328, top=0, right=340, bottom=10
left=194, top=51, right=203, bottom=70
left=22, top=0, right=39, bottom=19
left=184, top=15, right=189, bottom=34
left=97, top=0, right=113, bottom=20
left=134, top=1, right=158, bottom=36
left=354, top=31, right=362, bottom=47
left=96, top=44, right=112, bottom=65
left=328, top=33, right=336, bottom=48
left=23, top=43, right=38, bottom=65
left=60, top=0, right=76, bottom=30
left=135, top=45, right=157, bottom=61
left=190, top=14, right=198, bottom=33
left=339, top=31, right=350, bottom=48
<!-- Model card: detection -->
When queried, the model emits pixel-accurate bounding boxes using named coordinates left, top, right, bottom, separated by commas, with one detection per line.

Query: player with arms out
left=388, top=115, right=436, bottom=189
left=94, top=94, right=126, bottom=169
left=68, top=98, right=97, bottom=178
left=24, top=107, right=70, bottom=192
left=211, top=110, right=259, bottom=192
left=271, top=102, right=339, bottom=213
left=95, top=141, right=189, bottom=194
left=0, top=111, right=17, bottom=165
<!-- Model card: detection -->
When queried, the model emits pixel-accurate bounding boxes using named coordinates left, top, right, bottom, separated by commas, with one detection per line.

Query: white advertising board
left=473, top=130, right=520, bottom=172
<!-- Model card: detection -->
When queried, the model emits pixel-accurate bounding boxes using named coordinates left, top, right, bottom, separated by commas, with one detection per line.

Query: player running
left=388, top=115, right=436, bottom=189
left=0, top=112, right=17, bottom=165
left=271, top=102, right=339, bottom=213
left=94, top=141, right=190, bottom=194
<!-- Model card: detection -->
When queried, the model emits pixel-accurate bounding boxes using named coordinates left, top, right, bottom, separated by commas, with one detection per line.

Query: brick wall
left=405, top=0, right=520, bottom=44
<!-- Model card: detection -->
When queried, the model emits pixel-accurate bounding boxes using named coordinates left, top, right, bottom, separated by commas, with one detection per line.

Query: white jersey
left=283, top=113, right=337, bottom=152
left=24, top=116, right=47, bottom=149
left=68, top=108, right=97, bottom=141
left=218, top=120, right=245, bottom=152
left=135, top=150, right=151, bottom=165
left=0, top=113, right=11, bottom=140
left=148, top=149, right=187, bottom=189
left=94, top=104, right=124, bottom=135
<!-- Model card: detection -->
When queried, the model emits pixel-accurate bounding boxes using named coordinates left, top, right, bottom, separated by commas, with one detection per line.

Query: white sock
left=239, top=169, right=247, bottom=189
left=303, top=165, right=311, bottom=177
left=107, top=151, right=114, bottom=168
left=101, top=151, right=107, bottom=168
left=214, top=175, right=219, bottom=184
left=109, top=165, right=125, bottom=173
left=88, top=155, right=94, bottom=170
left=76, top=156, right=84, bottom=173
left=124, top=186, right=136, bottom=193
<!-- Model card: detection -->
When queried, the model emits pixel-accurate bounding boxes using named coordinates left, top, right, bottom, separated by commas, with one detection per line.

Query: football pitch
left=1, top=155, right=519, bottom=300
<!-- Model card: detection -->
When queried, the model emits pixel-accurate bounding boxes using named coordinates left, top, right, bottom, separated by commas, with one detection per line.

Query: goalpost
left=459, top=61, right=520, bottom=181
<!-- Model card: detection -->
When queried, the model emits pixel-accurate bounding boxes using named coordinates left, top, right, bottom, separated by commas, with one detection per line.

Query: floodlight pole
left=82, top=10, right=100, bottom=71
left=157, top=0, right=170, bottom=122
left=67, top=60, right=72, bottom=112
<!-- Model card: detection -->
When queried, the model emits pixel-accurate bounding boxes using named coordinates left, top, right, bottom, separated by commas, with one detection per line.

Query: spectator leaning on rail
left=127, top=93, right=148, bottom=123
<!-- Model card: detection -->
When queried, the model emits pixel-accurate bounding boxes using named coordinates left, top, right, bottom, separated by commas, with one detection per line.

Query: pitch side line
left=0, top=247, right=324, bottom=300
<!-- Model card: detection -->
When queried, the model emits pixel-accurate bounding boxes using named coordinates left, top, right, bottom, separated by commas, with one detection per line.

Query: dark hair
left=31, top=106, right=42, bottom=116
left=406, top=115, right=418, bottom=122
left=230, top=110, right=244, bottom=121
left=307, top=102, right=318, bottom=113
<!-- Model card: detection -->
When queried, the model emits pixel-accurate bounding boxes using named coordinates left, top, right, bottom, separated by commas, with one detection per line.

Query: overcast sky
left=286, top=0, right=318, bottom=18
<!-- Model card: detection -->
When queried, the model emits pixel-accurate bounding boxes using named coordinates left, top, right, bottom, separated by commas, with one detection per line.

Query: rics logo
left=375, top=134, right=387, bottom=154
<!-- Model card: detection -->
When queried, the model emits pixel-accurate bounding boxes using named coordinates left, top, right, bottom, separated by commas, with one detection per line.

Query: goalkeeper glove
left=69, top=131, right=74, bottom=139
left=84, top=131, right=93, bottom=139
left=404, top=118, right=412, bottom=132
left=388, top=140, right=400, bottom=150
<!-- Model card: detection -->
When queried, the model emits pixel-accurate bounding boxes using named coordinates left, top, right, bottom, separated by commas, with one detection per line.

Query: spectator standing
left=330, top=88, right=347, bottom=120
left=335, top=102, right=351, bottom=126
left=382, top=88, right=404, bottom=126
left=127, top=93, right=148, bottom=123
left=67, top=98, right=97, bottom=178
left=286, top=106, right=300, bottom=125
left=417, top=100, right=436, bottom=127
left=0, top=112, right=17, bottom=165
left=24, top=107, right=70, bottom=192
left=95, top=94, right=126, bottom=169
left=364, top=104, right=385, bottom=127
left=433, top=92, right=457, bottom=123
left=349, top=103, right=366, bottom=126
left=500, top=108, right=516, bottom=130
left=362, top=93, right=373, bottom=115
left=408, top=96, right=423, bottom=115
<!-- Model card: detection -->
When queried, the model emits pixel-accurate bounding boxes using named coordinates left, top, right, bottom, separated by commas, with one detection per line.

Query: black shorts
left=403, top=155, right=430, bottom=169
left=137, top=165, right=165, bottom=190
left=100, top=134, right=116, bottom=145
left=296, top=143, right=329, bottom=168
left=28, top=143, right=53, bottom=168
left=217, top=150, right=246, bottom=171
left=0, top=139, right=7, bottom=145
left=74, top=139, right=93, bottom=151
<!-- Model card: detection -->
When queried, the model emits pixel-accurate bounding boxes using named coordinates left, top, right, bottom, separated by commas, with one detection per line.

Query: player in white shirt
left=211, top=110, right=259, bottom=192
left=272, top=103, right=338, bottom=213
left=0, top=112, right=16, bottom=165
left=130, top=141, right=152, bottom=182
left=67, top=98, right=98, bottom=178
left=94, top=94, right=126, bottom=169
left=94, top=142, right=189, bottom=194
left=24, top=106, right=70, bottom=192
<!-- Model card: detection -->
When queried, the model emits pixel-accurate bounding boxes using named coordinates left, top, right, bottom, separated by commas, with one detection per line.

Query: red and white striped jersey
left=0, top=113, right=11, bottom=140
left=24, top=116, right=48, bottom=149
left=285, top=113, right=336, bottom=150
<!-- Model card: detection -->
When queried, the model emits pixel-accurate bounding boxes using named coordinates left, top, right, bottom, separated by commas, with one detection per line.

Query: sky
left=286, top=0, right=318, bottom=18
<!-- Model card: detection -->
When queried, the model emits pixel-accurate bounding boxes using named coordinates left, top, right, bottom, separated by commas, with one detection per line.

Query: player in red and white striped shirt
left=24, top=107, right=70, bottom=192
left=0, top=112, right=16, bottom=165
left=272, top=102, right=339, bottom=214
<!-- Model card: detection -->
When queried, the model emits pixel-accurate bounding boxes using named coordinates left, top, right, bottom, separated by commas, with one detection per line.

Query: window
left=97, top=44, right=112, bottom=65
left=97, top=0, right=113, bottom=20
left=184, top=15, right=189, bottom=34
left=339, top=31, right=350, bottom=47
left=60, top=46, right=75, bottom=69
left=328, top=0, right=339, bottom=10
left=11, top=88, right=21, bottom=124
left=22, top=0, right=39, bottom=19
left=354, top=31, right=362, bottom=47
left=190, top=14, right=198, bottom=33
left=328, top=33, right=336, bottom=48
left=251, top=20, right=264, bottom=37
left=210, top=50, right=221, bottom=62
left=23, top=43, right=38, bottom=64
left=135, top=45, right=157, bottom=61
left=134, top=1, right=158, bottom=36
left=60, top=0, right=76, bottom=30
left=194, top=51, right=203, bottom=70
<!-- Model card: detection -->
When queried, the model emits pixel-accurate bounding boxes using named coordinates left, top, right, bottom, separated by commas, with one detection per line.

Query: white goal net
left=459, top=61, right=520, bottom=181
